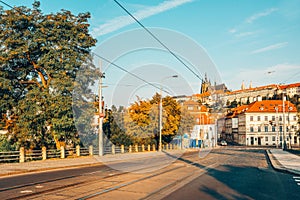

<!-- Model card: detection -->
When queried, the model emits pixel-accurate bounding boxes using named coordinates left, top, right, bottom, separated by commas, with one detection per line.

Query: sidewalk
left=0, top=150, right=186, bottom=177
left=267, top=149, right=300, bottom=175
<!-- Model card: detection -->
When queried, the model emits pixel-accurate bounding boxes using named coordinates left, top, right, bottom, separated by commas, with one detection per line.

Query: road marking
left=292, top=177, right=300, bottom=186
left=35, top=185, right=44, bottom=188
left=20, top=190, right=33, bottom=193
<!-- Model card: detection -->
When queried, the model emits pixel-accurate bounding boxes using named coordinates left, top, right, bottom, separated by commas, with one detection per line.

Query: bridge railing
left=0, top=143, right=181, bottom=163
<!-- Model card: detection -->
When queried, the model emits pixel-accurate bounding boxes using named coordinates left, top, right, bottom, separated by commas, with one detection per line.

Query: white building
left=232, top=100, right=299, bottom=147
left=191, top=124, right=217, bottom=147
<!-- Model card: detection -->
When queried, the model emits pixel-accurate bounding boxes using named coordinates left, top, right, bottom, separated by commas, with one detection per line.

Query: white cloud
left=92, top=0, right=193, bottom=37
left=228, top=28, right=237, bottom=34
left=246, top=8, right=278, bottom=24
left=251, top=42, right=288, bottom=54
left=235, top=31, right=258, bottom=38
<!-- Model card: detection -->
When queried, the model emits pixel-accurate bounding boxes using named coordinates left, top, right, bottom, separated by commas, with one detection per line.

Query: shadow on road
left=162, top=149, right=299, bottom=200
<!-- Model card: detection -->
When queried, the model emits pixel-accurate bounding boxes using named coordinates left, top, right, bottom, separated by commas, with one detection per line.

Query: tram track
left=1, top=149, right=233, bottom=200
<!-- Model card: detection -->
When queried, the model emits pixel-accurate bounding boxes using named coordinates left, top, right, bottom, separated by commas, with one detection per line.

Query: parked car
left=220, top=140, right=227, bottom=146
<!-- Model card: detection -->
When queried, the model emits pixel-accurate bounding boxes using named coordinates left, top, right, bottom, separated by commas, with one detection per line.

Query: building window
left=257, top=116, right=261, bottom=121
left=250, top=116, right=253, bottom=121
left=265, top=136, right=268, bottom=142
left=279, top=116, right=282, bottom=121
left=258, top=126, right=261, bottom=132
left=294, top=136, right=298, bottom=144
left=272, top=116, right=275, bottom=121
left=279, top=126, right=283, bottom=132
left=294, top=116, right=297, bottom=121
left=272, top=126, right=275, bottom=132
left=264, top=116, right=268, bottom=121
left=250, top=127, right=254, bottom=132
left=264, top=126, right=268, bottom=132
left=272, top=136, right=276, bottom=141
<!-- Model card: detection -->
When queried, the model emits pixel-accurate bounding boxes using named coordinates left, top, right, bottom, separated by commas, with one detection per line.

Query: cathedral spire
left=241, top=80, right=245, bottom=90
left=249, top=81, right=252, bottom=89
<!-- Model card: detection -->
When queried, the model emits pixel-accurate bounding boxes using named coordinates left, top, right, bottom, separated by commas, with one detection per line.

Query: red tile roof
left=245, top=100, right=297, bottom=113
left=278, top=82, right=300, bottom=90
left=226, top=100, right=297, bottom=119
left=192, top=92, right=211, bottom=97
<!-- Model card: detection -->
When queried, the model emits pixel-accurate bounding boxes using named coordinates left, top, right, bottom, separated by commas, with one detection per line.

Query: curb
left=265, top=149, right=300, bottom=176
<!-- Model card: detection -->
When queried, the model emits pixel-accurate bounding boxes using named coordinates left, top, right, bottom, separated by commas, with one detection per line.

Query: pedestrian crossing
left=293, top=176, right=300, bottom=186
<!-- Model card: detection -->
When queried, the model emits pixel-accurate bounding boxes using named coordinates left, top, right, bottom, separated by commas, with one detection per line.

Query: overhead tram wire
left=92, top=52, right=172, bottom=95
left=0, top=0, right=24, bottom=15
left=282, top=71, right=300, bottom=84
left=0, top=0, right=172, bottom=95
left=0, top=0, right=14, bottom=9
left=113, top=0, right=203, bottom=81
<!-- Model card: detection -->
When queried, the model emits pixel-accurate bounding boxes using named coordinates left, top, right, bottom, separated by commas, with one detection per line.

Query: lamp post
left=159, top=75, right=178, bottom=152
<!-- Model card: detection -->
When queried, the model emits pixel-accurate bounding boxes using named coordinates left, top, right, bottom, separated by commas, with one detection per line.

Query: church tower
left=200, top=73, right=210, bottom=94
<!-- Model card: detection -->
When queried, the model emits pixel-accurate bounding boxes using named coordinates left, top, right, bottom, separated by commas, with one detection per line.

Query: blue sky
left=2, top=0, right=300, bottom=105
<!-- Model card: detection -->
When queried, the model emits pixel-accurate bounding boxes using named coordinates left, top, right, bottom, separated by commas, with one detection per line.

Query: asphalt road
left=0, top=148, right=299, bottom=200
left=163, top=148, right=300, bottom=200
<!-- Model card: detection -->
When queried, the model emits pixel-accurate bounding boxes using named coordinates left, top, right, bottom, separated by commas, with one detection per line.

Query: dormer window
left=259, top=107, right=264, bottom=111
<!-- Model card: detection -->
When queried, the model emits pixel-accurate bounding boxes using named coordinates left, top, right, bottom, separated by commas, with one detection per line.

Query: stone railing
left=0, top=143, right=181, bottom=163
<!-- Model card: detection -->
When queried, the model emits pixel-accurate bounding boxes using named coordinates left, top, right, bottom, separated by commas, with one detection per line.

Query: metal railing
left=25, top=149, right=43, bottom=162
left=47, top=149, right=61, bottom=159
left=0, top=150, right=20, bottom=163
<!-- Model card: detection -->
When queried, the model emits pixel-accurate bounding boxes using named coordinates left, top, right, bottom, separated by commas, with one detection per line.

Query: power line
left=0, top=0, right=14, bottom=9
left=113, top=0, right=203, bottom=81
left=92, top=52, right=171, bottom=94
left=0, top=0, right=24, bottom=14
left=282, top=71, right=300, bottom=84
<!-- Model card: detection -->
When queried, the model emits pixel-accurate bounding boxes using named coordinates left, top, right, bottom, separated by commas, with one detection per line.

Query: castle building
left=221, top=82, right=300, bottom=105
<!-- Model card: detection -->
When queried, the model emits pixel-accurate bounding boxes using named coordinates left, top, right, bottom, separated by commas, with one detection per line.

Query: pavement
left=266, top=148, right=300, bottom=175
left=0, top=148, right=299, bottom=177
left=0, top=150, right=186, bottom=177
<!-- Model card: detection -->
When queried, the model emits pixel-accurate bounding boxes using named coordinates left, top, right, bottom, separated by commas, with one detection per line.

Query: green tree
left=103, top=106, right=132, bottom=146
left=0, top=1, right=97, bottom=149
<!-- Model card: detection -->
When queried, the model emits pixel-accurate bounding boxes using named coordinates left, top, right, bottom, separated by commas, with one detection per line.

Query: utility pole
left=98, top=61, right=105, bottom=156
left=275, top=107, right=279, bottom=148
left=159, top=87, right=163, bottom=152
left=282, top=93, right=287, bottom=150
